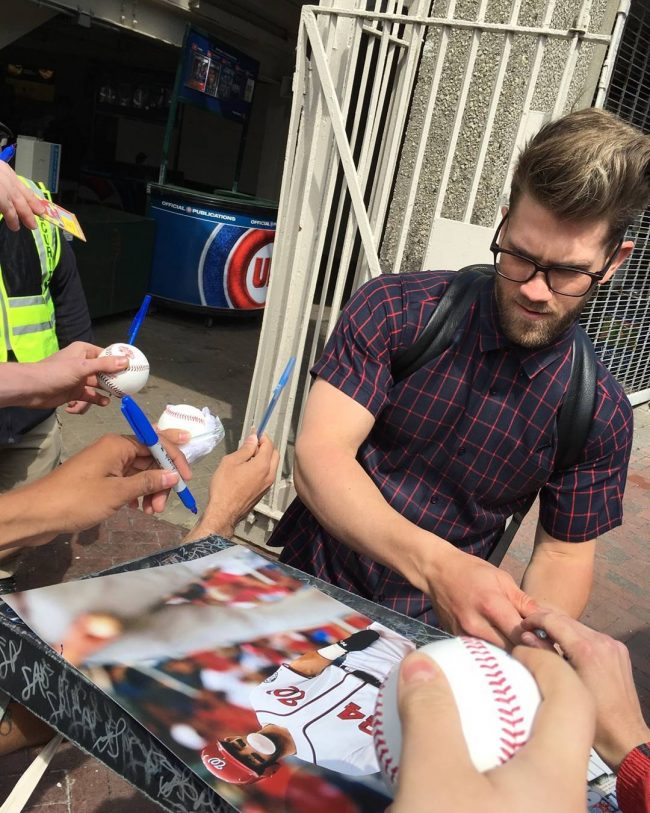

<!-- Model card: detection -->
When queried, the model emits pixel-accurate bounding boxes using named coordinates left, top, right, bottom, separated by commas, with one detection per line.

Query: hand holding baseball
left=0, top=342, right=129, bottom=410
left=391, top=646, right=595, bottom=813
left=0, top=160, right=47, bottom=231
left=96, top=343, right=150, bottom=397
left=521, top=610, right=650, bottom=771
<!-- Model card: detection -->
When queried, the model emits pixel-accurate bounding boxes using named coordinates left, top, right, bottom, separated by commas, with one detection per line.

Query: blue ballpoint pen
left=127, top=294, right=152, bottom=345
left=256, top=356, right=296, bottom=438
left=0, top=144, right=16, bottom=163
left=121, top=395, right=198, bottom=514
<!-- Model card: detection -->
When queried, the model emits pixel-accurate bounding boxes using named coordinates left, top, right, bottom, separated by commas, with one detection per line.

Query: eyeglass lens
left=494, top=251, right=594, bottom=296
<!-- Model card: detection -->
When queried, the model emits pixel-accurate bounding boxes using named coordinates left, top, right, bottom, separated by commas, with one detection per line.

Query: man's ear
left=501, top=204, right=509, bottom=218
left=599, top=240, right=634, bottom=285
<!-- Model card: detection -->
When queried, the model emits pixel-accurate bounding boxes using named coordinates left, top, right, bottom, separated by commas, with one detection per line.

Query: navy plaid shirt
left=273, top=271, right=633, bottom=623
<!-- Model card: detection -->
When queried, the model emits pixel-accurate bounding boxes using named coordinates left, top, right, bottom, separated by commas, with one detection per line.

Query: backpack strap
left=555, top=326, right=598, bottom=471
left=486, top=327, right=598, bottom=566
left=391, top=265, right=493, bottom=384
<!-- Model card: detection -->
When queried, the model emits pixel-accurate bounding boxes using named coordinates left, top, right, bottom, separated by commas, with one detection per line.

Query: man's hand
left=423, top=546, right=539, bottom=649
left=185, top=433, right=279, bottom=541
left=0, top=161, right=46, bottom=231
left=392, top=646, right=595, bottom=813
left=3, top=342, right=130, bottom=410
left=2, top=433, right=192, bottom=548
left=521, top=610, right=650, bottom=771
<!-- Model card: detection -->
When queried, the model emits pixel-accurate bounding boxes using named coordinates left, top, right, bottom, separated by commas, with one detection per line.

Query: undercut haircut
left=510, top=108, right=650, bottom=249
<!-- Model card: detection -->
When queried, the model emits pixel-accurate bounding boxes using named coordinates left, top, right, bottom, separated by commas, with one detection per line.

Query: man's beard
left=494, top=277, right=596, bottom=349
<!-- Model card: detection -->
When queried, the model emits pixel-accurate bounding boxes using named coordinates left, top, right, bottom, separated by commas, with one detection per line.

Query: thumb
left=118, top=468, right=178, bottom=504
left=88, top=355, right=129, bottom=375
left=235, top=432, right=259, bottom=461
left=396, top=653, right=475, bottom=793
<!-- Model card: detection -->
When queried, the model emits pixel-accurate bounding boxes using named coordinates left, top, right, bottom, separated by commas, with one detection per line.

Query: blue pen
left=0, top=144, right=16, bottom=163
left=256, top=356, right=296, bottom=438
left=121, top=395, right=197, bottom=514
left=127, top=294, right=152, bottom=345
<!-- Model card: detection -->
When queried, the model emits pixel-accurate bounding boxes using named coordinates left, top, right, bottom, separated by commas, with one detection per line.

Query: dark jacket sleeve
left=50, top=236, right=93, bottom=348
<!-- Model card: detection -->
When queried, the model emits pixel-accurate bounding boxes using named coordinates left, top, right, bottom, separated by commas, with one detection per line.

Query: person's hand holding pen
left=0, top=160, right=46, bottom=231
left=0, top=432, right=194, bottom=551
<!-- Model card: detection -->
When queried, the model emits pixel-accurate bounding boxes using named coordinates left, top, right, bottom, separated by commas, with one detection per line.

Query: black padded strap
left=555, top=326, right=598, bottom=471
left=391, top=265, right=493, bottom=384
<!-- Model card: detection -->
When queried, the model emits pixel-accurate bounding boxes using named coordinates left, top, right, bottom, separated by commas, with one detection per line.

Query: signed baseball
left=96, top=343, right=150, bottom=398
left=157, top=404, right=209, bottom=437
left=373, top=636, right=541, bottom=790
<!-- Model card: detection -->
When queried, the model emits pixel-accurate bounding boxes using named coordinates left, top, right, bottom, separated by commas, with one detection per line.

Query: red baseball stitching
left=373, top=686, right=399, bottom=784
left=460, top=637, right=528, bottom=763
left=165, top=407, right=205, bottom=425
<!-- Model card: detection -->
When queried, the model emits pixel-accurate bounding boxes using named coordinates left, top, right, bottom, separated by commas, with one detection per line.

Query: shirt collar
left=478, top=278, right=576, bottom=378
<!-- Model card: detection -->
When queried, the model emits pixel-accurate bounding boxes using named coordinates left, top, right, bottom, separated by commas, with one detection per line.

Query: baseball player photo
left=5, top=547, right=419, bottom=812
left=201, top=622, right=414, bottom=782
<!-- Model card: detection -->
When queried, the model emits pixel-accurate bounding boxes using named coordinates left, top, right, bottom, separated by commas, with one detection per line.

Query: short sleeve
left=539, top=371, right=633, bottom=542
left=311, top=275, right=406, bottom=416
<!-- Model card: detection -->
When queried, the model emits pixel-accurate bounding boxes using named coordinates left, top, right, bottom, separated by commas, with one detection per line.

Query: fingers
left=119, top=468, right=179, bottom=508
left=158, top=427, right=191, bottom=446
left=511, top=647, right=595, bottom=766
left=395, top=652, right=481, bottom=809
left=65, top=400, right=92, bottom=415
left=520, top=610, right=585, bottom=654
left=0, top=163, right=44, bottom=231
left=84, top=355, right=129, bottom=376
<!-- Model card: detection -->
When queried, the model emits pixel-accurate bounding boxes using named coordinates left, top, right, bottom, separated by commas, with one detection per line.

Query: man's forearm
left=521, top=537, right=595, bottom=618
left=294, top=441, right=457, bottom=594
left=0, top=363, right=45, bottom=408
left=0, top=485, right=57, bottom=549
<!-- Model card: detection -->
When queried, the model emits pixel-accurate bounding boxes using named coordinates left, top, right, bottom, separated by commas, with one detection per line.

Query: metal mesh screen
left=580, top=0, right=650, bottom=401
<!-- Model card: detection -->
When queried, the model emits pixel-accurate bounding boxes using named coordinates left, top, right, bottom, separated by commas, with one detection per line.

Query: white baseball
left=157, top=404, right=209, bottom=437
left=373, top=636, right=541, bottom=790
left=96, top=343, right=150, bottom=398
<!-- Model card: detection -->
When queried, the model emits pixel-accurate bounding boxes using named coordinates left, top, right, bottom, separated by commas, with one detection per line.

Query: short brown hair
left=510, top=108, right=650, bottom=249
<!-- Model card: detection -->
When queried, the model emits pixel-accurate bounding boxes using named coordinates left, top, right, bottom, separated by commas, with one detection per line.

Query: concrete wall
left=380, top=0, right=619, bottom=275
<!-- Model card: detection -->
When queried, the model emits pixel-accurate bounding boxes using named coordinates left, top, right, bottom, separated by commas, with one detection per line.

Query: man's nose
left=519, top=269, right=553, bottom=302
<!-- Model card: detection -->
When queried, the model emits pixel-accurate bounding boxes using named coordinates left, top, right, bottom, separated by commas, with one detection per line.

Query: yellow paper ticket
left=40, top=200, right=87, bottom=241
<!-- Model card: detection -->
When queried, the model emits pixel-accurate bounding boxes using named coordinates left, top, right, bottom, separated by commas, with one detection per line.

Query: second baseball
left=157, top=404, right=209, bottom=437
left=96, top=343, right=150, bottom=398
left=373, top=636, right=541, bottom=790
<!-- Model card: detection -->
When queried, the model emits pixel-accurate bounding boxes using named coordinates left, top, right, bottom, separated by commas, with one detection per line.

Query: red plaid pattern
left=273, top=271, right=633, bottom=624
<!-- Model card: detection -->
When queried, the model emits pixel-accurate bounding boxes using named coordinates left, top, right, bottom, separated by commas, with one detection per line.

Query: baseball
left=373, top=636, right=541, bottom=790
left=96, top=343, right=150, bottom=398
left=157, top=404, right=209, bottom=437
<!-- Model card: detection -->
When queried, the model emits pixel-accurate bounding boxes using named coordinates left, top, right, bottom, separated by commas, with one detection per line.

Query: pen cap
left=121, top=396, right=158, bottom=446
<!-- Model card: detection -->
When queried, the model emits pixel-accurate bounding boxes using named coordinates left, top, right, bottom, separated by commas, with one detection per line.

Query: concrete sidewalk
left=1, top=307, right=648, bottom=811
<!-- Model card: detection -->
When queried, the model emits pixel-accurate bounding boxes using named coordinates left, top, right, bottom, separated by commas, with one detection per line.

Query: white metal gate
left=239, top=0, right=623, bottom=549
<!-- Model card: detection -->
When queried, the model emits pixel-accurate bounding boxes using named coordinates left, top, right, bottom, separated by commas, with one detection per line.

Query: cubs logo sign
left=199, top=224, right=275, bottom=310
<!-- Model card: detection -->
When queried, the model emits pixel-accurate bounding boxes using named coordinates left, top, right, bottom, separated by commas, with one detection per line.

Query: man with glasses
left=268, top=108, right=649, bottom=648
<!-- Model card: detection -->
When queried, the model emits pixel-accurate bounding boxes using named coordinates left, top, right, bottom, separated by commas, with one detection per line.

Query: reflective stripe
left=12, top=321, right=53, bottom=335
left=8, top=295, right=47, bottom=307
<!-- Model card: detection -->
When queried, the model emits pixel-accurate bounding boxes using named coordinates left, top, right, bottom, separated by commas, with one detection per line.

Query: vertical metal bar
left=433, top=0, right=490, bottom=220
left=497, top=0, right=557, bottom=222
left=303, top=10, right=383, bottom=278
left=551, top=0, right=592, bottom=118
left=390, top=0, right=458, bottom=274
left=595, top=0, right=631, bottom=106
left=463, top=0, right=523, bottom=221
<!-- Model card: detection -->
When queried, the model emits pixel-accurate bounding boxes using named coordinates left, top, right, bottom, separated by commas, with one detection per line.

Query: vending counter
left=147, top=183, right=277, bottom=314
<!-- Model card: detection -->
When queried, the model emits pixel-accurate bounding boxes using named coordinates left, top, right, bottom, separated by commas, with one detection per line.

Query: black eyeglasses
left=490, top=214, right=623, bottom=297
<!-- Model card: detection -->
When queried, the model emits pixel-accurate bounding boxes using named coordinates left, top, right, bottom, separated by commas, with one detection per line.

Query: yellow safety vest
left=0, top=177, right=61, bottom=363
